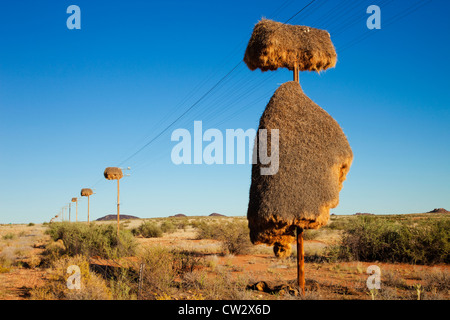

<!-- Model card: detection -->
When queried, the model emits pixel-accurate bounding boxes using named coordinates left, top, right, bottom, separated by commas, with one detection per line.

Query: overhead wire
left=113, top=0, right=319, bottom=170
left=53, top=0, right=321, bottom=219
left=57, top=0, right=433, bottom=221
left=123, top=1, right=322, bottom=173
left=337, top=0, right=432, bottom=53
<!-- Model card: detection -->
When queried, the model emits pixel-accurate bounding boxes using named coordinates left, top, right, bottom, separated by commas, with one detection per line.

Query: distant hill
left=209, top=213, right=226, bottom=217
left=170, top=213, right=187, bottom=217
left=96, top=214, right=140, bottom=221
left=354, top=212, right=374, bottom=216
left=427, top=208, right=449, bottom=214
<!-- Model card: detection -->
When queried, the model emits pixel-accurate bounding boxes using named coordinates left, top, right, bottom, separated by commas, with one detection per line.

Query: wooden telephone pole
left=104, top=167, right=126, bottom=239
left=117, top=178, right=120, bottom=238
left=294, top=63, right=299, bottom=83
left=80, top=189, right=94, bottom=224
left=294, top=62, right=305, bottom=296
left=71, top=198, right=78, bottom=222
left=297, top=227, right=305, bottom=295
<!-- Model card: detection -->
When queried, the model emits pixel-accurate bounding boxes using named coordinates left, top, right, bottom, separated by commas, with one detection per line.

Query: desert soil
left=0, top=220, right=448, bottom=300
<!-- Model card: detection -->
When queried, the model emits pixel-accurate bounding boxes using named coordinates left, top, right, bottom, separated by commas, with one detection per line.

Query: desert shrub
left=0, top=255, right=13, bottom=273
left=302, top=229, right=319, bottom=241
left=137, top=246, right=246, bottom=300
left=173, top=218, right=189, bottom=230
left=220, top=222, right=253, bottom=255
left=181, top=268, right=252, bottom=300
left=196, top=220, right=252, bottom=255
left=196, top=221, right=220, bottom=240
left=422, top=268, right=450, bottom=292
left=160, top=220, right=176, bottom=234
left=333, top=216, right=450, bottom=264
left=2, top=233, right=15, bottom=240
left=324, top=218, right=350, bottom=231
left=172, top=250, right=204, bottom=274
left=189, top=219, right=203, bottom=229
left=132, top=221, right=163, bottom=238
left=106, top=268, right=138, bottom=300
left=382, top=270, right=408, bottom=289
left=45, top=222, right=137, bottom=259
left=41, top=239, right=67, bottom=265
left=31, top=255, right=111, bottom=300
left=26, top=255, right=42, bottom=269
left=138, top=246, right=179, bottom=298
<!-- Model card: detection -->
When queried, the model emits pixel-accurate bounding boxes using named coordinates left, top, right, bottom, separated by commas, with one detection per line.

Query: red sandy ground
left=0, top=268, right=47, bottom=300
left=1, top=227, right=448, bottom=300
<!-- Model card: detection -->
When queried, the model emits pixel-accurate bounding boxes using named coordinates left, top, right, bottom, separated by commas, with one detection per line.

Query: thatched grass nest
left=71, top=197, right=77, bottom=202
left=247, top=81, right=352, bottom=248
left=104, top=167, right=123, bottom=180
left=244, top=19, right=337, bottom=72
left=80, top=188, right=93, bottom=197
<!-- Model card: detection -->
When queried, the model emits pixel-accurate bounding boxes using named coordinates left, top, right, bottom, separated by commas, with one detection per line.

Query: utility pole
left=104, top=167, right=130, bottom=239
left=117, top=178, right=120, bottom=238
left=293, top=62, right=299, bottom=83
left=296, top=227, right=305, bottom=295
left=81, top=188, right=94, bottom=224
left=72, top=198, right=78, bottom=222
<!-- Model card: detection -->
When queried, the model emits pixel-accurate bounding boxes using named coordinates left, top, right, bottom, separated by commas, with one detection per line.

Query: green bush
left=196, top=220, right=252, bottom=255
left=173, top=218, right=189, bottom=230
left=132, top=221, right=163, bottom=238
left=334, top=216, right=449, bottom=264
left=195, top=221, right=220, bottom=240
left=160, top=221, right=176, bottom=234
left=31, top=255, right=112, bottom=300
left=138, top=246, right=178, bottom=298
left=2, top=233, right=15, bottom=240
left=302, top=229, right=319, bottom=241
left=324, top=218, right=350, bottom=231
left=46, top=222, right=137, bottom=259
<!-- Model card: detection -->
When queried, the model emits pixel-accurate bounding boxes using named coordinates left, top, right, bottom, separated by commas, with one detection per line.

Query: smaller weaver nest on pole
left=104, top=167, right=123, bottom=180
left=80, top=188, right=93, bottom=197
left=244, top=19, right=337, bottom=73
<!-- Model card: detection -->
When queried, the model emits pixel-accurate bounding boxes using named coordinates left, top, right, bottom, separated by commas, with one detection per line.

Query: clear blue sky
left=1, top=0, right=449, bottom=223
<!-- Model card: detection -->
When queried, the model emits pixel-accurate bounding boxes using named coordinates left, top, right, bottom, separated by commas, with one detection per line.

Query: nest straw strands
left=247, top=82, right=353, bottom=251
left=103, top=167, right=123, bottom=180
left=80, top=188, right=93, bottom=197
left=244, top=19, right=337, bottom=72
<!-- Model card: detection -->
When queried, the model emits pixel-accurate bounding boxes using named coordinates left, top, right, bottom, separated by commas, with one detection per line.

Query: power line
left=113, top=0, right=319, bottom=168
left=123, top=2, right=326, bottom=175
left=58, top=0, right=428, bottom=219
left=117, top=61, right=242, bottom=167
left=338, top=0, right=432, bottom=52
left=285, top=0, right=317, bottom=24
left=73, top=0, right=313, bottom=198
